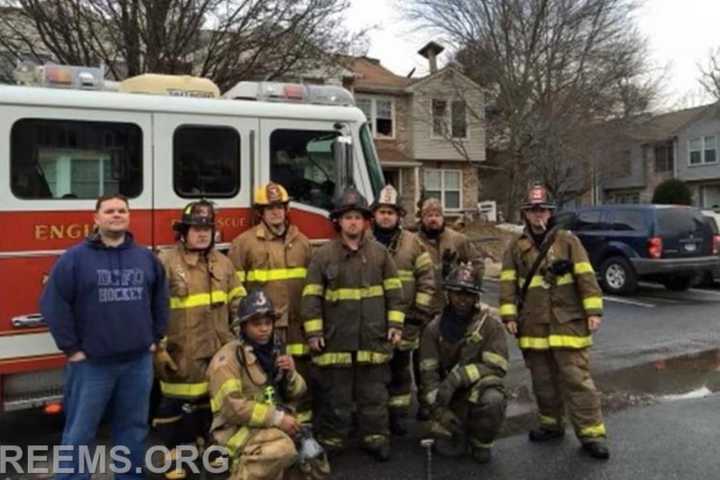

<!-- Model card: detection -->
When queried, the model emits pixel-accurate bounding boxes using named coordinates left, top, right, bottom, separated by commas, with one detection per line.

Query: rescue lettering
left=34, top=223, right=94, bottom=240
left=97, top=268, right=145, bottom=304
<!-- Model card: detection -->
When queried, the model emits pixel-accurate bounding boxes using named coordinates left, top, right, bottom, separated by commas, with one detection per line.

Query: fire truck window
left=270, top=129, right=337, bottom=211
left=11, top=119, right=143, bottom=199
left=173, top=126, right=240, bottom=198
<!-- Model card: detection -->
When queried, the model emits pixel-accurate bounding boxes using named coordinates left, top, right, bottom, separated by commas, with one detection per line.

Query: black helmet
left=173, top=200, right=216, bottom=233
left=443, top=263, right=483, bottom=294
left=330, top=186, right=371, bottom=220
left=233, top=290, right=277, bottom=330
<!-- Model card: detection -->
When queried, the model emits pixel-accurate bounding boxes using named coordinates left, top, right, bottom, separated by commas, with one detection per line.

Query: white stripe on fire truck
left=0, top=332, right=61, bottom=360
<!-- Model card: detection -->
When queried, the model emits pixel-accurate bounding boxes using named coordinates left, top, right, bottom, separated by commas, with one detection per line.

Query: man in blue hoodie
left=41, top=194, right=169, bottom=480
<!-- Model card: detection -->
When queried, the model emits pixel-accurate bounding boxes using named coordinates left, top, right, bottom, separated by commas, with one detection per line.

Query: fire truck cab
left=0, top=64, right=385, bottom=412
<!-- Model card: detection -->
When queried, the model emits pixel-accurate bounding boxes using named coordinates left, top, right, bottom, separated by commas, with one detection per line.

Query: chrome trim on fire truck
left=0, top=249, right=66, bottom=258
left=12, top=314, right=46, bottom=328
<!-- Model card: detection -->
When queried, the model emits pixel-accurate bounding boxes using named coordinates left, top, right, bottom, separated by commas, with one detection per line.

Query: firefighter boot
left=164, top=448, right=187, bottom=480
left=582, top=440, right=610, bottom=460
left=389, top=414, right=408, bottom=436
left=469, top=445, right=492, bottom=464
left=362, top=436, right=391, bottom=462
left=528, top=428, right=565, bottom=442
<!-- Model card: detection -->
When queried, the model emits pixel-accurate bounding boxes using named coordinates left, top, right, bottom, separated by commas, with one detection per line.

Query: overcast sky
left=346, top=0, right=720, bottom=107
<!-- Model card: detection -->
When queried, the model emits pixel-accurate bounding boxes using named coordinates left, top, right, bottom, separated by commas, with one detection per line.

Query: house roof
left=627, top=104, right=715, bottom=142
left=347, top=57, right=413, bottom=93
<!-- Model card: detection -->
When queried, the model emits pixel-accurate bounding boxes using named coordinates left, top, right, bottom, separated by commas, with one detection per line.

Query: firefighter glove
left=154, top=349, right=178, bottom=377
left=431, top=406, right=463, bottom=436
left=436, top=368, right=463, bottom=406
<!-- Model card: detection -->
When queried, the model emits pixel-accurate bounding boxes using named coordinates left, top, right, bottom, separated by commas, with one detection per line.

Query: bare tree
left=403, top=0, right=659, bottom=215
left=699, top=47, right=720, bottom=100
left=0, top=0, right=364, bottom=90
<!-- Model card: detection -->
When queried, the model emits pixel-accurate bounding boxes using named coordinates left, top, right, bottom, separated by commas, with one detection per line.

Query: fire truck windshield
left=360, top=123, right=385, bottom=200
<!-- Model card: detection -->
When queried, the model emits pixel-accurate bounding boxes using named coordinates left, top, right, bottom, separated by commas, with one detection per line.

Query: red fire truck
left=0, top=64, right=385, bottom=412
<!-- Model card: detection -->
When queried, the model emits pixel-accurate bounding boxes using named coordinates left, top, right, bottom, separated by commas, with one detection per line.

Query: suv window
left=611, top=210, right=646, bottom=232
left=270, top=129, right=338, bottom=211
left=576, top=210, right=605, bottom=231
left=657, top=209, right=706, bottom=236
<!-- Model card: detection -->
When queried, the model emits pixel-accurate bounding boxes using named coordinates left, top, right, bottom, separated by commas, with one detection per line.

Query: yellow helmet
left=254, top=182, right=289, bottom=207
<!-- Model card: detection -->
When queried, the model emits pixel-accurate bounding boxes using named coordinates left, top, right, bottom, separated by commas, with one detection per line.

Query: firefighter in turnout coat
left=370, top=185, right=436, bottom=435
left=499, top=185, right=610, bottom=460
left=229, top=182, right=313, bottom=424
left=207, top=290, right=328, bottom=480
left=154, top=201, right=246, bottom=479
left=419, top=263, right=508, bottom=464
left=300, top=186, right=404, bottom=461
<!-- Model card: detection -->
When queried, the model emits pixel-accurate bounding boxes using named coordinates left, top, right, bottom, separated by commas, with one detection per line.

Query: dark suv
left=557, top=205, right=720, bottom=294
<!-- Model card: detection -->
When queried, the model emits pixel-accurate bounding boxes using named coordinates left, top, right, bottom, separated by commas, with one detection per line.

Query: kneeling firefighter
left=207, top=289, right=330, bottom=480
left=419, top=263, right=509, bottom=464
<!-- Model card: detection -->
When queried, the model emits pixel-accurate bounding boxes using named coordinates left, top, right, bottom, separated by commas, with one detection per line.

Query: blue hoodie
left=41, top=232, right=169, bottom=360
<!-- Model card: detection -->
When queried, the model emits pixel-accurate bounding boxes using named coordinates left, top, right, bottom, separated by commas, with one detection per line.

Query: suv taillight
left=648, top=237, right=663, bottom=259
left=713, top=235, right=720, bottom=256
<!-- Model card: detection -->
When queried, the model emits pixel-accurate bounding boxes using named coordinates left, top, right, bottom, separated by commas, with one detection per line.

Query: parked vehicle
left=0, top=64, right=383, bottom=413
left=701, top=209, right=720, bottom=285
left=556, top=205, right=720, bottom=295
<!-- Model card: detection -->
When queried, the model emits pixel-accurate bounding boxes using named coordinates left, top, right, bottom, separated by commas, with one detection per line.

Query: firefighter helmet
left=520, top=185, right=556, bottom=210
left=173, top=200, right=216, bottom=233
left=330, top=186, right=371, bottom=220
left=443, top=263, right=483, bottom=294
left=370, top=184, right=406, bottom=216
left=254, top=182, right=290, bottom=207
left=234, top=290, right=277, bottom=328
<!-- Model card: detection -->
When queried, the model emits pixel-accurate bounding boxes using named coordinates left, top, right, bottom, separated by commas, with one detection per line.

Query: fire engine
left=0, top=63, right=385, bottom=413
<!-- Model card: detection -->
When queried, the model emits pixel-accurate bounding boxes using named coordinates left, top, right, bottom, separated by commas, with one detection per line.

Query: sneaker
left=470, top=446, right=492, bottom=464
left=528, top=428, right=565, bottom=442
left=582, top=440, right=610, bottom=460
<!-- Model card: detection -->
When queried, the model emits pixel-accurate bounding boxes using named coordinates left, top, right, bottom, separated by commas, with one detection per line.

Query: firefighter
left=499, top=185, right=609, bottom=460
left=300, top=186, right=404, bottom=461
left=228, top=182, right=313, bottom=424
left=370, top=185, right=436, bottom=435
left=416, top=197, right=487, bottom=418
left=154, top=200, right=246, bottom=479
left=419, top=263, right=508, bottom=464
left=207, top=289, right=329, bottom=480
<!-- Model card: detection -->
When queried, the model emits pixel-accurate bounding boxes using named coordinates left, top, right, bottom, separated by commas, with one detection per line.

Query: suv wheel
left=662, top=276, right=693, bottom=292
left=599, top=256, right=637, bottom=295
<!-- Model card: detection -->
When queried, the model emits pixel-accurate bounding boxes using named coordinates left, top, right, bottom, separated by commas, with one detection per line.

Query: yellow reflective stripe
left=228, top=286, right=247, bottom=301
left=235, top=270, right=246, bottom=282
left=383, top=277, right=402, bottom=290
left=415, top=252, right=433, bottom=269
left=325, top=285, right=384, bottom=301
left=539, top=415, right=560, bottom=427
left=580, top=423, right=607, bottom=438
left=415, top=292, right=432, bottom=307
left=500, top=269, right=517, bottom=281
left=583, top=296, right=603, bottom=310
left=170, top=291, right=228, bottom=309
left=518, top=335, right=593, bottom=350
left=500, top=304, right=517, bottom=316
left=312, top=352, right=353, bottom=366
left=160, top=381, right=209, bottom=398
left=398, top=337, right=420, bottom=351
left=388, top=310, right=405, bottom=325
left=210, top=378, right=243, bottom=412
left=482, top=351, right=509, bottom=372
left=297, top=410, right=313, bottom=423
left=397, top=270, right=414, bottom=282
left=246, top=267, right=307, bottom=282
left=574, top=262, right=595, bottom=275
left=286, top=343, right=310, bottom=356
left=469, top=438, right=494, bottom=449
left=419, top=358, right=438, bottom=371
left=517, top=276, right=546, bottom=289
left=357, top=351, right=392, bottom=364
left=226, top=427, right=250, bottom=456
left=556, top=273, right=574, bottom=286
left=304, top=319, right=323, bottom=334
left=302, top=283, right=324, bottom=296
left=464, top=364, right=481, bottom=382
left=389, top=393, right=412, bottom=407
left=249, top=402, right=270, bottom=427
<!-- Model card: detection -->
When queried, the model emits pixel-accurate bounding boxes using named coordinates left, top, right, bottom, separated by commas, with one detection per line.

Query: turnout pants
left=388, top=349, right=413, bottom=418
left=524, top=348, right=606, bottom=441
left=314, top=357, right=391, bottom=450
left=153, top=396, right=212, bottom=448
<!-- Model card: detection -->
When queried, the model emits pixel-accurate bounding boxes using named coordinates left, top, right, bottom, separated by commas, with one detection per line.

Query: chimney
left=418, top=41, right=445, bottom=74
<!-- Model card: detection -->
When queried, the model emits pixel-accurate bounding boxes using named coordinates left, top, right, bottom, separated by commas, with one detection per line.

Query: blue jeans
left=56, top=353, right=152, bottom=480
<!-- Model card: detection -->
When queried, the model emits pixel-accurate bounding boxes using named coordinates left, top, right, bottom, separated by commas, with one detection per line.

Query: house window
left=431, top=99, right=468, bottom=139
left=355, top=95, right=394, bottom=138
left=424, top=169, right=462, bottom=210
left=689, top=136, right=717, bottom=165
left=383, top=169, right=403, bottom=194
left=654, top=143, right=674, bottom=172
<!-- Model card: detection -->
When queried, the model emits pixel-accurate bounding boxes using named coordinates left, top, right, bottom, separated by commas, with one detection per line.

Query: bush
left=652, top=179, right=692, bottom=205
